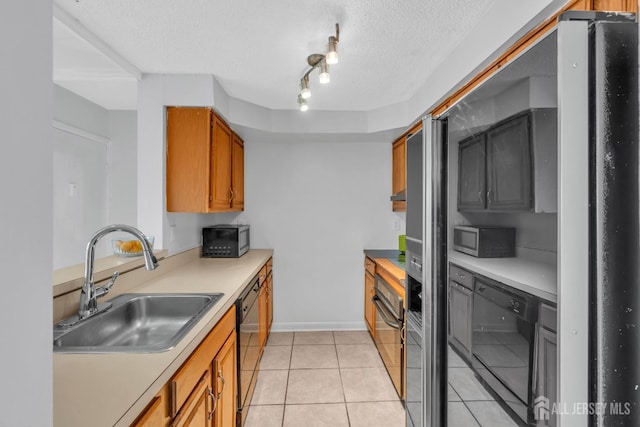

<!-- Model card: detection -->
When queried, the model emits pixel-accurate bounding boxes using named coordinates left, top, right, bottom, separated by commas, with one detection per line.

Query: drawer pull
left=208, top=387, right=217, bottom=420
left=218, top=369, right=226, bottom=394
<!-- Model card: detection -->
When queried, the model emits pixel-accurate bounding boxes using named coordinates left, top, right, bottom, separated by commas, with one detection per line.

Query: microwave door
left=454, top=228, right=477, bottom=255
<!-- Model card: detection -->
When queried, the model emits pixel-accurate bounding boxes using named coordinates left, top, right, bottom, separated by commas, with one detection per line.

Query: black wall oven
left=471, top=275, right=537, bottom=424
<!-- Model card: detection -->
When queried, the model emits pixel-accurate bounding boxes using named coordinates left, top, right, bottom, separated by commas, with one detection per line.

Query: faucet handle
left=95, top=271, right=120, bottom=299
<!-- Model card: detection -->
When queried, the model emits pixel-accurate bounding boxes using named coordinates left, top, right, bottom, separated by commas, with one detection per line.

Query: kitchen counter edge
left=53, top=248, right=273, bottom=427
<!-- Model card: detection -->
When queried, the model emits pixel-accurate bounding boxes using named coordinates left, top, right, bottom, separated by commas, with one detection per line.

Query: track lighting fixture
left=298, top=94, right=309, bottom=112
left=326, top=35, right=338, bottom=65
left=296, top=23, right=340, bottom=111
left=319, top=61, right=330, bottom=84
left=300, top=76, right=311, bottom=99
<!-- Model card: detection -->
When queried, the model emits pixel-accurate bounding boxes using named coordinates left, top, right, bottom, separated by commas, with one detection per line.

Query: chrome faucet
left=77, top=224, right=158, bottom=320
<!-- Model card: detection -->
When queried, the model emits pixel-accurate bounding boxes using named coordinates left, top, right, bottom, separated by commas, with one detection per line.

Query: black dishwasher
left=235, top=275, right=261, bottom=427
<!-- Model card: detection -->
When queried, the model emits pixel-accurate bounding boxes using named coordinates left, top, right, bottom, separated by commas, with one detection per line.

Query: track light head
left=300, top=77, right=311, bottom=99
left=326, top=35, right=338, bottom=65
left=319, top=61, right=330, bottom=84
left=297, top=94, right=309, bottom=112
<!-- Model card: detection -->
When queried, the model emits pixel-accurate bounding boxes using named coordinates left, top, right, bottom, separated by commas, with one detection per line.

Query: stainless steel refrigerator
left=408, top=11, right=639, bottom=427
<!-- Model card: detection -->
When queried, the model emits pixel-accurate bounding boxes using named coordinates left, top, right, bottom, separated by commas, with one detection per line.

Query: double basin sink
left=53, top=293, right=223, bottom=353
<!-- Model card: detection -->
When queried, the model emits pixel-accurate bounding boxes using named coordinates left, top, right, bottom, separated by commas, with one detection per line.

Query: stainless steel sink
left=53, top=293, right=223, bottom=353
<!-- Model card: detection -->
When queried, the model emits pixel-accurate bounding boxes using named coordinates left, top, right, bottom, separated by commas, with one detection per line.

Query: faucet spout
left=77, top=224, right=158, bottom=320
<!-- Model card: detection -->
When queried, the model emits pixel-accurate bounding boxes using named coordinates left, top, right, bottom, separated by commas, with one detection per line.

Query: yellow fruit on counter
left=120, top=240, right=142, bottom=253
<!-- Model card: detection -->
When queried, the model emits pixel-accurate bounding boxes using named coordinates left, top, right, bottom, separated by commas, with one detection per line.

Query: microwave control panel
left=203, top=244, right=235, bottom=257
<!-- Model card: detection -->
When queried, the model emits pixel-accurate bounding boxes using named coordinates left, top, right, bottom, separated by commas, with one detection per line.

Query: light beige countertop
left=448, top=247, right=557, bottom=303
left=53, top=249, right=273, bottom=427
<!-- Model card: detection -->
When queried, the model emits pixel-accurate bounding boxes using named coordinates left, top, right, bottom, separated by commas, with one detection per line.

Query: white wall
left=0, top=1, right=52, bottom=425
left=53, top=129, right=108, bottom=268
left=234, top=138, right=404, bottom=330
left=107, top=110, right=138, bottom=227
left=52, top=85, right=138, bottom=268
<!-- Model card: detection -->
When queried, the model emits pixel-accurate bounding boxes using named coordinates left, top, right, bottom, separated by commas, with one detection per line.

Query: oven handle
left=372, top=295, right=402, bottom=330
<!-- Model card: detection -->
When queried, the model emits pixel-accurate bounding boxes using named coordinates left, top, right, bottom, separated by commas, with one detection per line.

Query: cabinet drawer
left=365, top=257, right=376, bottom=276
left=170, top=305, right=236, bottom=416
left=449, top=264, right=473, bottom=290
left=539, top=302, right=557, bottom=333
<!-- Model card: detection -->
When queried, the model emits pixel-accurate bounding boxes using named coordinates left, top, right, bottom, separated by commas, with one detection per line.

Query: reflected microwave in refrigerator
left=453, top=225, right=515, bottom=258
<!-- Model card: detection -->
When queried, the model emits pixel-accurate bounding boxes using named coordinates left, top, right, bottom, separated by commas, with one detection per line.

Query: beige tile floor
left=245, top=331, right=405, bottom=427
left=447, top=347, right=518, bottom=427
left=245, top=331, right=517, bottom=427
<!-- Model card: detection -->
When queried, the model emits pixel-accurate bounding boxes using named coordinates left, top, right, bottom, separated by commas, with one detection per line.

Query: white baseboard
left=271, top=321, right=367, bottom=332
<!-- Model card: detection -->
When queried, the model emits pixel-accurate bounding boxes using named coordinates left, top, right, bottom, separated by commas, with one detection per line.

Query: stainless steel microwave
left=202, top=224, right=250, bottom=258
left=453, top=225, right=515, bottom=258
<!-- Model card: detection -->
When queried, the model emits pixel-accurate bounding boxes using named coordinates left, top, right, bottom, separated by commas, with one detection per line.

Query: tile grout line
left=333, top=332, right=352, bottom=427
left=280, top=332, right=298, bottom=427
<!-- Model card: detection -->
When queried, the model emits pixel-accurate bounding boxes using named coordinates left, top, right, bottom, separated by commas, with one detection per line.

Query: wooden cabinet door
left=392, top=138, right=406, bottom=211
left=258, top=284, right=268, bottom=350
left=448, top=281, right=473, bottom=361
left=266, top=273, right=273, bottom=334
left=210, top=114, right=233, bottom=211
left=536, top=327, right=557, bottom=427
left=231, top=134, right=244, bottom=211
left=457, top=134, right=486, bottom=211
left=131, top=395, right=166, bottom=427
left=486, top=114, right=532, bottom=211
left=166, top=107, right=211, bottom=212
left=364, top=272, right=375, bottom=337
left=172, top=371, right=212, bottom=427
left=213, top=331, right=237, bottom=427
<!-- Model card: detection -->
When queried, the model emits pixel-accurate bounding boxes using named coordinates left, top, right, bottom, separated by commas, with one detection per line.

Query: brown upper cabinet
left=391, top=122, right=422, bottom=212
left=391, top=137, right=406, bottom=212
left=166, top=107, right=244, bottom=213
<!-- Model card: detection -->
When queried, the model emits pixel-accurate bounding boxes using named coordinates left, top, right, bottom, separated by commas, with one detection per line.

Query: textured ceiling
left=54, top=0, right=496, bottom=111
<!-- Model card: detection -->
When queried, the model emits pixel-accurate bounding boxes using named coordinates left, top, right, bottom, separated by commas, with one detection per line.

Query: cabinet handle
left=207, top=386, right=217, bottom=420
left=478, top=189, right=483, bottom=202
left=487, top=189, right=493, bottom=203
left=229, top=188, right=234, bottom=203
left=218, top=369, right=226, bottom=394
left=459, top=274, right=466, bottom=280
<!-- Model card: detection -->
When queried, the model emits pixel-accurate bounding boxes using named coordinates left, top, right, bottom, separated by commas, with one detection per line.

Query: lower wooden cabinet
left=172, top=371, right=212, bottom=427
left=132, top=306, right=237, bottom=427
left=131, top=395, right=165, bottom=427
left=258, top=257, right=274, bottom=352
left=364, top=257, right=376, bottom=338
left=266, top=271, right=273, bottom=333
left=214, top=331, right=237, bottom=427
left=258, top=284, right=268, bottom=350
